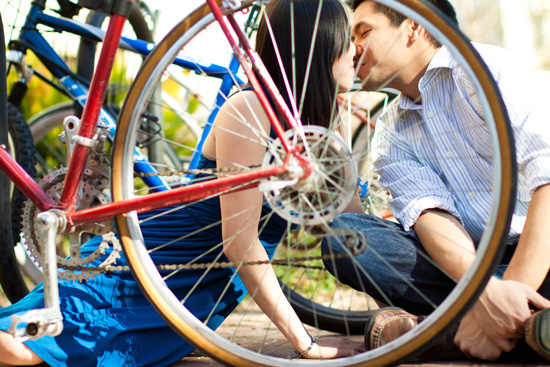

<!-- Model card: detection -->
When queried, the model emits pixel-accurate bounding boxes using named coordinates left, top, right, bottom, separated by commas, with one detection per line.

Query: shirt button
left=446, top=151, right=453, bottom=157
left=470, top=192, right=477, bottom=199
left=426, top=112, right=434, bottom=118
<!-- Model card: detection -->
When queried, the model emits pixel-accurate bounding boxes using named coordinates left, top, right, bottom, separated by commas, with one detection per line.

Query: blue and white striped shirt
left=372, top=43, right=550, bottom=244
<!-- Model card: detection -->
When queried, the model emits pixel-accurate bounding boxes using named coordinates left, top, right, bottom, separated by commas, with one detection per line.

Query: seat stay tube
left=206, top=0, right=296, bottom=154
left=58, top=10, right=129, bottom=211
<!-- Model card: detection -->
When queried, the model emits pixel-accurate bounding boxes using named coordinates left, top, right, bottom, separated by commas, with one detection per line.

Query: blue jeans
left=321, top=213, right=550, bottom=316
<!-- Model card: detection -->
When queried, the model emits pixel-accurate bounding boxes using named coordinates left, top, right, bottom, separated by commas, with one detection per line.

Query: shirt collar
left=426, top=45, right=455, bottom=71
left=398, top=46, right=455, bottom=110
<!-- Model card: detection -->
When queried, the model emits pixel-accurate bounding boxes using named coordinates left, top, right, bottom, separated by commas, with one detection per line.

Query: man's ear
left=408, top=21, right=427, bottom=45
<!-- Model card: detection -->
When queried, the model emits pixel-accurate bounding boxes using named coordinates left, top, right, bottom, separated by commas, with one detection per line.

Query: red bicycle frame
left=0, top=0, right=311, bottom=231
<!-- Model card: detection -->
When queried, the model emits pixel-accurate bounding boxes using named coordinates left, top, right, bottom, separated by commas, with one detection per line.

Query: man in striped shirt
left=322, top=0, right=550, bottom=362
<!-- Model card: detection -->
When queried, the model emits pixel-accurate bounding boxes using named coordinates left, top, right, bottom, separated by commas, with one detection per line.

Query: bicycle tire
left=280, top=280, right=371, bottom=335
left=8, top=2, right=174, bottom=297
left=0, top=102, right=37, bottom=303
left=7, top=103, right=37, bottom=242
left=1, top=2, right=155, bottom=304
left=112, top=1, right=515, bottom=365
left=0, top=18, right=29, bottom=305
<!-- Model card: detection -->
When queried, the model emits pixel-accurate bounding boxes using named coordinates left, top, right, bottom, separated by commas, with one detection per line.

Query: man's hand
left=455, top=311, right=510, bottom=360
left=455, top=277, right=550, bottom=359
left=476, top=278, right=550, bottom=340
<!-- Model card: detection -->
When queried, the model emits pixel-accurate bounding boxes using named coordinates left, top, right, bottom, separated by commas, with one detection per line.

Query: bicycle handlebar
left=54, top=0, right=132, bottom=18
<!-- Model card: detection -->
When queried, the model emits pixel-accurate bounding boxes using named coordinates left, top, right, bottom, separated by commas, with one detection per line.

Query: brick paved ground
left=171, top=305, right=550, bottom=367
left=2, top=288, right=549, bottom=367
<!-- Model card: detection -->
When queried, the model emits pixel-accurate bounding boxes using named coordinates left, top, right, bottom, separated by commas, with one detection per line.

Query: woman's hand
left=303, top=337, right=365, bottom=359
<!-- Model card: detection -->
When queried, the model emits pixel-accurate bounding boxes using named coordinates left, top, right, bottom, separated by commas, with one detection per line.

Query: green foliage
left=7, top=52, right=71, bottom=120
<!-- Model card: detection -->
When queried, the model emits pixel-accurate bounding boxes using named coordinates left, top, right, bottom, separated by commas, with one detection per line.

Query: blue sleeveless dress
left=0, top=155, right=289, bottom=367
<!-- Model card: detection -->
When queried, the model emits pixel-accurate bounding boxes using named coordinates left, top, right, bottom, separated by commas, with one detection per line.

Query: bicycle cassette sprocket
left=260, top=126, right=357, bottom=225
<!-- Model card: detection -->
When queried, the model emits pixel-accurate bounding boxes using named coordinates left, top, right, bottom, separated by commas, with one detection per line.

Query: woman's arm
left=210, top=92, right=363, bottom=358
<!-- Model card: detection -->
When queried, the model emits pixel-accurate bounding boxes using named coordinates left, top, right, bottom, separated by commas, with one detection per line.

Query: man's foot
left=525, top=309, right=550, bottom=361
left=364, top=307, right=465, bottom=361
left=364, top=307, right=423, bottom=350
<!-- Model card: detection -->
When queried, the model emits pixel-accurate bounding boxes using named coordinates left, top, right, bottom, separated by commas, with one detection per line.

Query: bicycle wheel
left=0, top=102, right=37, bottom=304
left=10, top=4, right=199, bottom=295
left=7, top=102, right=36, bottom=243
left=0, top=4, right=158, bottom=301
left=112, top=1, right=515, bottom=365
left=0, top=19, right=31, bottom=305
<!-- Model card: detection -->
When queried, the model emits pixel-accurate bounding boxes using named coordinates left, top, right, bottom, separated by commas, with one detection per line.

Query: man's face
left=351, top=1, right=410, bottom=91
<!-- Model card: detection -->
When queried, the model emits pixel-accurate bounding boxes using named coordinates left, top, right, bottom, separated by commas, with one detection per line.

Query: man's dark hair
left=346, top=0, right=459, bottom=47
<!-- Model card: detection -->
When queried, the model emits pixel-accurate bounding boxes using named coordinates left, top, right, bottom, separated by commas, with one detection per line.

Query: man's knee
left=320, top=213, right=375, bottom=288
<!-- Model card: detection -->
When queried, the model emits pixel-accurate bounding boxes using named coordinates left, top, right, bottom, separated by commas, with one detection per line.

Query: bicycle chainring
left=21, top=166, right=121, bottom=282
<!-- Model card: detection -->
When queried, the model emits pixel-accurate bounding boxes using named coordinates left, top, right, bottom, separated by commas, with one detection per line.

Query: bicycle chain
left=56, top=252, right=352, bottom=277
left=134, top=165, right=260, bottom=178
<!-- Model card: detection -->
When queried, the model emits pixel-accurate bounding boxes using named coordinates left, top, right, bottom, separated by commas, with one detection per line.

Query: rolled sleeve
left=524, top=158, right=550, bottom=195
left=513, top=101, right=550, bottom=196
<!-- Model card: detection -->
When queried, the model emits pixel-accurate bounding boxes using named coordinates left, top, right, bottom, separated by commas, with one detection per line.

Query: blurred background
left=1, top=0, right=549, bottom=123
left=454, top=0, right=550, bottom=74
left=3, top=0, right=550, bottom=71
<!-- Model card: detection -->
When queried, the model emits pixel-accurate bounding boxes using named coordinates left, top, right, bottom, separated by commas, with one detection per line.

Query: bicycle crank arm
left=304, top=224, right=367, bottom=256
left=9, top=308, right=63, bottom=342
left=9, top=210, right=67, bottom=341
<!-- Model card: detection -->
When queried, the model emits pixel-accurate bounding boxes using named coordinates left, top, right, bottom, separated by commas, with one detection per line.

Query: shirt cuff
left=524, top=158, right=550, bottom=195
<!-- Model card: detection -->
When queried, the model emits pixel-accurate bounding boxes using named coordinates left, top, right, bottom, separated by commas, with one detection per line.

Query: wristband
left=294, top=335, right=317, bottom=358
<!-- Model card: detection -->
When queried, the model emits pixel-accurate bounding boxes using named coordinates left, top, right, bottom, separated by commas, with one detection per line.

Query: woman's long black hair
left=255, top=0, right=350, bottom=129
